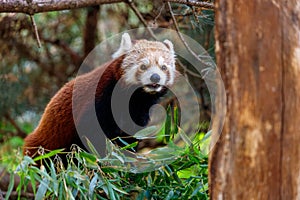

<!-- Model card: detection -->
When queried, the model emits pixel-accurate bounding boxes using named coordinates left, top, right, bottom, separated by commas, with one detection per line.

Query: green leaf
left=120, top=141, right=138, bottom=151
left=67, top=188, right=75, bottom=200
left=173, top=106, right=179, bottom=135
left=35, top=178, right=49, bottom=200
left=89, top=173, right=98, bottom=199
left=134, top=126, right=158, bottom=139
left=33, top=149, right=65, bottom=161
left=164, top=106, right=172, bottom=143
left=79, top=151, right=97, bottom=163
left=156, top=124, right=165, bottom=142
left=136, top=191, right=145, bottom=200
left=58, top=181, right=64, bottom=200
left=4, top=172, right=14, bottom=200
left=29, top=170, right=37, bottom=195
left=177, top=127, right=192, bottom=146
left=166, top=190, right=174, bottom=200
left=111, top=152, right=124, bottom=163
left=189, top=182, right=205, bottom=198
left=49, top=161, right=58, bottom=196
left=107, top=181, right=117, bottom=200
left=110, top=183, right=128, bottom=195
left=201, top=130, right=212, bottom=142
left=85, top=137, right=100, bottom=158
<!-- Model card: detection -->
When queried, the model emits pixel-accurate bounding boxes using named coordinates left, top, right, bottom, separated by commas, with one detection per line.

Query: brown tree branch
left=165, top=0, right=214, bottom=9
left=153, top=4, right=165, bottom=25
left=83, top=6, right=100, bottom=57
left=29, top=15, right=41, bottom=48
left=166, top=2, right=211, bottom=68
left=0, top=0, right=124, bottom=14
left=126, top=0, right=157, bottom=40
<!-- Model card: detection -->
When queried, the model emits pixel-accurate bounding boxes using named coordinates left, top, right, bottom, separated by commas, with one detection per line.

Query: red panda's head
left=112, top=33, right=177, bottom=93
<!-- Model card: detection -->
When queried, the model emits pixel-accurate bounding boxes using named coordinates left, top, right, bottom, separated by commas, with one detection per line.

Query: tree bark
left=210, top=0, right=300, bottom=199
left=280, top=1, right=300, bottom=199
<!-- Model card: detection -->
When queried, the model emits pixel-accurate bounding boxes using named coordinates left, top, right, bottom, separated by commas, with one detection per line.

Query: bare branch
left=0, top=0, right=124, bottom=14
left=166, top=0, right=214, bottom=9
left=166, top=2, right=211, bottom=68
left=153, top=4, right=165, bottom=25
left=127, top=0, right=157, bottom=40
left=83, top=6, right=100, bottom=57
left=29, top=15, right=41, bottom=48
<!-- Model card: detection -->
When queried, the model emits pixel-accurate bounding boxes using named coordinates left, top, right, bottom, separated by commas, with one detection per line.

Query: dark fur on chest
left=95, top=79, right=167, bottom=148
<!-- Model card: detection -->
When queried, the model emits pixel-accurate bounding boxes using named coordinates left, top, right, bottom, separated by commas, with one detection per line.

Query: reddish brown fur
left=23, top=56, right=124, bottom=157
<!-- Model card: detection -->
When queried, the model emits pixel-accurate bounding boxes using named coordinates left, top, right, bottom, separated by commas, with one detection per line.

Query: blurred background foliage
left=0, top=0, right=214, bottom=198
left=0, top=0, right=214, bottom=152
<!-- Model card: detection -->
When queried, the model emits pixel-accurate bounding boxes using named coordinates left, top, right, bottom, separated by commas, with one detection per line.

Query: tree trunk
left=210, top=0, right=300, bottom=199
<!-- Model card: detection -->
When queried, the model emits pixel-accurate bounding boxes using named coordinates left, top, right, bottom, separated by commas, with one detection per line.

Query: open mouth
left=145, top=83, right=161, bottom=89
left=143, top=83, right=163, bottom=92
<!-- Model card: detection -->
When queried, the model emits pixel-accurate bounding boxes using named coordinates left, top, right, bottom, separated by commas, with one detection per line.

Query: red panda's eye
left=161, top=65, right=167, bottom=71
left=140, top=64, right=147, bottom=70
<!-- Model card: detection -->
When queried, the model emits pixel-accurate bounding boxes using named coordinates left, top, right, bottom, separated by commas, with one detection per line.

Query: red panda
left=23, top=33, right=178, bottom=159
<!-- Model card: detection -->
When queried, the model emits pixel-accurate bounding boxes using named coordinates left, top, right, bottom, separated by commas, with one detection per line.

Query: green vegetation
left=10, top=143, right=208, bottom=199
left=0, top=1, right=215, bottom=199
left=3, top=138, right=210, bottom=200
left=3, top=108, right=210, bottom=199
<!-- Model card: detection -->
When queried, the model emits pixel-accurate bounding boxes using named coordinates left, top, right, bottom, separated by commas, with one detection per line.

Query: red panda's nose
left=150, top=73, right=160, bottom=83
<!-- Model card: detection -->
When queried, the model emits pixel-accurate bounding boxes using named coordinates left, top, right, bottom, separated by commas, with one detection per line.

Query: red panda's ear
left=163, top=39, right=174, bottom=54
left=112, top=33, right=132, bottom=59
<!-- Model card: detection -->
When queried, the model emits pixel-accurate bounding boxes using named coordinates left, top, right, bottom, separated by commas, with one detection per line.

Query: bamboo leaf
left=120, top=141, right=138, bottom=151
left=134, top=125, right=158, bottom=139
left=164, top=106, right=172, bottom=143
left=173, top=106, right=179, bottom=135
left=89, top=173, right=98, bottom=199
left=33, top=149, right=65, bottom=161
left=4, top=172, right=14, bottom=200
left=85, top=137, right=100, bottom=158
left=35, top=178, right=49, bottom=200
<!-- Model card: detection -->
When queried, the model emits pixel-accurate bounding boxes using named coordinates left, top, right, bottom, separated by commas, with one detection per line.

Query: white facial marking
left=158, top=56, right=164, bottom=66
left=124, top=65, right=139, bottom=84
left=141, top=58, right=150, bottom=65
left=118, top=39, right=177, bottom=93
left=140, top=66, right=167, bottom=85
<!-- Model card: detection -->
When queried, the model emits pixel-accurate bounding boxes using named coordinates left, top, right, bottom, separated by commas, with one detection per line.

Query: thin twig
left=126, top=0, right=157, bottom=40
left=29, top=15, right=41, bottom=48
left=83, top=5, right=100, bottom=57
left=166, top=1, right=211, bottom=68
left=166, top=0, right=214, bottom=9
left=153, top=4, right=165, bottom=25
left=177, top=59, right=202, bottom=78
left=191, top=4, right=200, bottom=24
